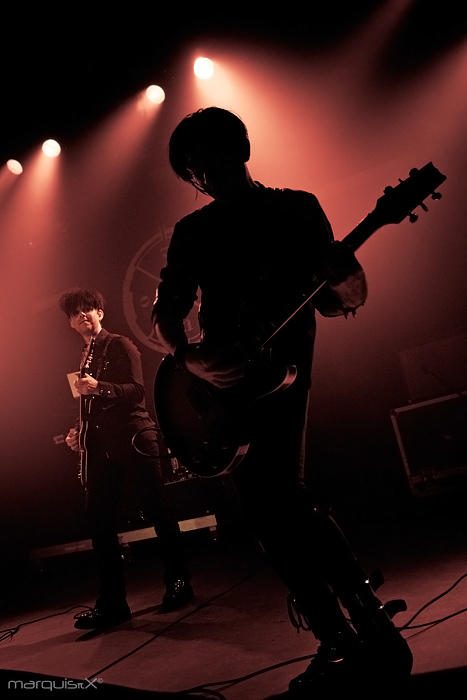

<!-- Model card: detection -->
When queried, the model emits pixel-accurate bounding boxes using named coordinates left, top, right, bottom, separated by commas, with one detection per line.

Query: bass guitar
left=154, top=162, right=447, bottom=478
left=78, top=337, right=96, bottom=488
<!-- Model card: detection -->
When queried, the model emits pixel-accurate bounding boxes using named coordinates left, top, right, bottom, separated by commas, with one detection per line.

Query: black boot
left=289, top=629, right=359, bottom=692
left=306, top=505, right=413, bottom=683
left=287, top=593, right=359, bottom=693
left=74, top=601, right=132, bottom=630
left=337, top=574, right=413, bottom=683
left=160, top=575, right=194, bottom=613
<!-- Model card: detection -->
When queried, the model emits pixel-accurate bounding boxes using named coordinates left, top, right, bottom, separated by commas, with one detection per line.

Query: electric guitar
left=78, top=337, right=96, bottom=488
left=154, top=162, right=447, bottom=478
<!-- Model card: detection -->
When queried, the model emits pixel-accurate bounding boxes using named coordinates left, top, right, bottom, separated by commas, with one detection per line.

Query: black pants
left=232, top=371, right=368, bottom=641
left=85, top=429, right=188, bottom=607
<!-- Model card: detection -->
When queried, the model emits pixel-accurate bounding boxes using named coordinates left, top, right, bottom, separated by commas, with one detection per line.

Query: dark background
left=1, top=2, right=466, bottom=565
left=2, top=2, right=466, bottom=164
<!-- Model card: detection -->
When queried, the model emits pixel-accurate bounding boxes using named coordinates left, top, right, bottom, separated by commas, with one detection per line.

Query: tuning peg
left=409, top=212, right=418, bottom=223
left=431, top=191, right=442, bottom=200
left=384, top=185, right=394, bottom=194
left=420, top=202, right=428, bottom=212
left=409, top=168, right=419, bottom=177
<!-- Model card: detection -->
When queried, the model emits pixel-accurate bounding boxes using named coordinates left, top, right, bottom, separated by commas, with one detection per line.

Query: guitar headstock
left=374, top=162, right=446, bottom=226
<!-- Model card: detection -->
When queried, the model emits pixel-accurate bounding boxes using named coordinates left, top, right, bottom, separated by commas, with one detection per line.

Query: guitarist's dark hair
left=169, top=107, right=250, bottom=191
left=59, top=288, right=106, bottom=317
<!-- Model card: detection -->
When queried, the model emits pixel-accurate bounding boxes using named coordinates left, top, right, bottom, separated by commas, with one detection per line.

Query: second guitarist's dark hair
left=59, top=288, right=106, bottom=317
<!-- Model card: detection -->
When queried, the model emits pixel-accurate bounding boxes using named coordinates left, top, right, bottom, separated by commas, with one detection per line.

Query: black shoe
left=160, top=577, right=194, bottom=613
left=356, top=622, right=413, bottom=683
left=74, top=603, right=132, bottom=630
left=289, top=643, right=350, bottom=693
left=338, top=577, right=413, bottom=682
left=288, top=631, right=412, bottom=695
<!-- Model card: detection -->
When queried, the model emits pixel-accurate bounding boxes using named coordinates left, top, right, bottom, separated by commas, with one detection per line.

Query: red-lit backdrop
left=1, top=10, right=466, bottom=558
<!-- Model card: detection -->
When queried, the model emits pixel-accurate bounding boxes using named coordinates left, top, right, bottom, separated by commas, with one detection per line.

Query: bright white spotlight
left=146, top=85, right=166, bottom=104
left=42, top=139, right=61, bottom=158
left=6, top=159, right=23, bottom=175
left=194, top=57, right=214, bottom=79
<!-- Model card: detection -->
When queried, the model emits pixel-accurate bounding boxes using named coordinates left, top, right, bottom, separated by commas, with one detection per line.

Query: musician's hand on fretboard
left=65, top=427, right=79, bottom=452
left=75, top=373, right=99, bottom=395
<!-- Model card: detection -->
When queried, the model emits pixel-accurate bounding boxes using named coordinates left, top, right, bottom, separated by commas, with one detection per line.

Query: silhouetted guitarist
left=152, top=107, right=413, bottom=691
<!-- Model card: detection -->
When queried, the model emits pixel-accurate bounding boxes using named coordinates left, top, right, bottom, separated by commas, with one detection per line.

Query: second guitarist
left=61, top=288, right=194, bottom=630
left=152, top=107, right=412, bottom=692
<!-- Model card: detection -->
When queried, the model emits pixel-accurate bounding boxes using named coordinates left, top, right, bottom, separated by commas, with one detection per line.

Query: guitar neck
left=257, top=162, right=446, bottom=351
left=79, top=336, right=95, bottom=420
left=259, top=211, right=381, bottom=350
left=341, top=211, right=381, bottom=252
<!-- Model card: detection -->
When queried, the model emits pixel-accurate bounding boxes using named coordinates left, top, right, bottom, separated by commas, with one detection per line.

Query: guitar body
left=154, top=352, right=297, bottom=478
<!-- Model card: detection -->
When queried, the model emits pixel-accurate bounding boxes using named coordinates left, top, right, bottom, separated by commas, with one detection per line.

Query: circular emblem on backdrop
left=122, top=226, right=201, bottom=352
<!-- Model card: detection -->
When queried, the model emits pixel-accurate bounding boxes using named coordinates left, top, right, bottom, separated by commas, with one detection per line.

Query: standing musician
left=60, top=288, right=193, bottom=629
left=151, top=107, right=413, bottom=691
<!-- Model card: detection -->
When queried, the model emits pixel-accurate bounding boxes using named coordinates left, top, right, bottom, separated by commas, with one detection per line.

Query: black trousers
left=232, top=370, right=368, bottom=641
left=85, top=428, right=188, bottom=607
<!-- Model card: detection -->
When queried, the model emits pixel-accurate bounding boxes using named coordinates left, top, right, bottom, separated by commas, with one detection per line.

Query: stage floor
left=1, top=495, right=467, bottom=698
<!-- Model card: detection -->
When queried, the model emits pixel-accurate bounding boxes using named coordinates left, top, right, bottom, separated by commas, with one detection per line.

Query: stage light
left=145, top=85, right=165, bottom=104
left=42, top=139, right=61, bottom=158
left=194, top=57, right=214, bottom=79
left=6, top=159, right=23, bottom=175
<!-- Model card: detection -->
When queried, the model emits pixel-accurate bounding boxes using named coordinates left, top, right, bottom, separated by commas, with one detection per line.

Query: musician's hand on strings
left=65, top=427, right=79, bottom=452
left=319, top=241, right=363, bottom=286
left=74, top=373, right=99, bottom=395
left=315, top=241, right=368, bottom=316
left=184, top=344, right=247, bottom=389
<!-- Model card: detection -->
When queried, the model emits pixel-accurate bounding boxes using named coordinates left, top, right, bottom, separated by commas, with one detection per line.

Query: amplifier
left=390, top=391, right=467, bottom=496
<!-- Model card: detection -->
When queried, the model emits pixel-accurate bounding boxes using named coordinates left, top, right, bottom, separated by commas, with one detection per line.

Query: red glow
left=0, top=12, right=465, bottom=553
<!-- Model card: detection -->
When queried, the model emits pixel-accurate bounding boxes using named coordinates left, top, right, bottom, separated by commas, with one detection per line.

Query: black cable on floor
left=3, top=570, right=467, bottom=696
left=402, top=606, right=467, bottom=631
left=87, top=571, right=258, bottom=680
left=183, top=572, right=467, bottom=694
left=398, top=572, right=467, bottom=630
left=4, top=571, right=466, bottom=644
left=0, top=605, right=93, bottom=642
left=180, top=653, right=316, bottom=695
